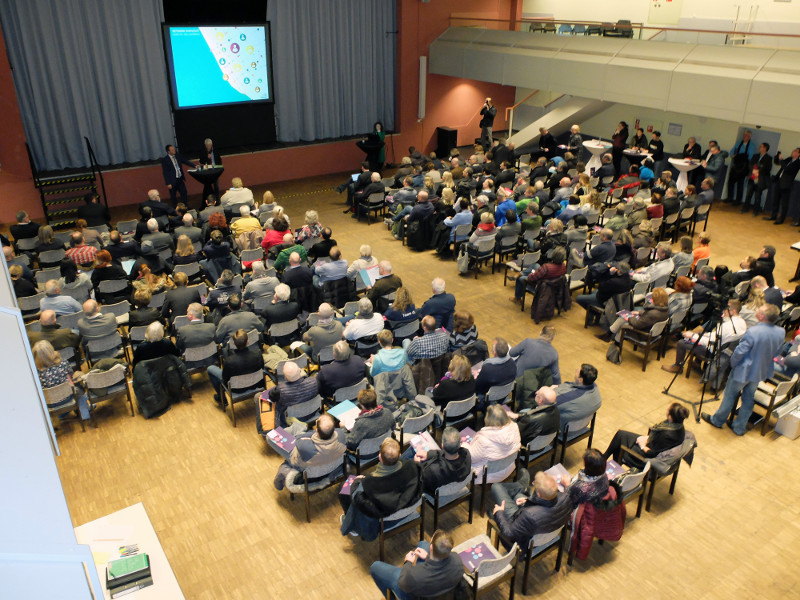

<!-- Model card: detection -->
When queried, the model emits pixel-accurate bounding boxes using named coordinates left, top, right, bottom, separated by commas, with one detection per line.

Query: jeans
left=393, top=206, right=413, bottom=222
left=207, top=365, right=223, bottom=397
left=369, top=541, right=430, bottom=600
left=490, top=480, right=528, bottom=521
left=576, top=292, right=600, bottom=310
left=481, top=126, right=493, bottom=152
left=744, top=181, right=767, bottom=212
left=710, top=377, right=758, bottom=435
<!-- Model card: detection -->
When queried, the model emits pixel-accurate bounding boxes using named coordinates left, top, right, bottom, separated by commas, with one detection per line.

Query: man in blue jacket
left=702, top=304, right=785, bottom=436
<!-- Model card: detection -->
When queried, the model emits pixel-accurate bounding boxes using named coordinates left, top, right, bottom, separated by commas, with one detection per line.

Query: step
left=42, top=185, right=95, bottom=196
left=46, top=207, right=79, bottom=218
left=43, top=195, right=90, bottom=207
left=38, top=173, right=95, bottom=186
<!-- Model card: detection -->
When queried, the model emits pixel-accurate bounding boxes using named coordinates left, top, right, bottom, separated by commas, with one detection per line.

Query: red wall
left=0, top=1, right=519, bottom=223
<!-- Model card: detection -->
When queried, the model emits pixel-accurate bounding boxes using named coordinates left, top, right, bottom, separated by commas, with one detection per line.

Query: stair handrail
left=84, top=137, right=109, bottom=209
left=505, top=90, right=539, bottom=137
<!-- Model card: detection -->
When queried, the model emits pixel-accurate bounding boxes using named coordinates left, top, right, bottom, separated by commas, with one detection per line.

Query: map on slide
left=167, top=26, right=270, bottom=109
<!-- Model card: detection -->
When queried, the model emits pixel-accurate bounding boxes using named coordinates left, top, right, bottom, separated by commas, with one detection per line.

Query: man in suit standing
left=198, top=138, right=223, bottom=200
left=479, top=98, right=497, bottom=152
left=743, top=142, right=772, bottom=215
left=162, top=145, right=196, bottom=206
left=767, top=147, right=800, bottom=225
left=725, top=130, right=755, bottom=205
left=702, top=304, right=784, bottom=436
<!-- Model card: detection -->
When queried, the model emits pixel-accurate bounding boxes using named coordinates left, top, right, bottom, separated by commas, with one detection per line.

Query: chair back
left=435, top=472, right=473, bottom=498
left=758, top=375, right=798, bottom=408
left=526, top=431, right=557, bottom=453
left=523, top=228, right=540, bottom=242
left=85, top=332, right=124, bottom=354
left=302, top=236, right=322, bottom=251
left=663, top=212, right=679, bottom=226
left=253, top=295, right=274, bottom=312
left=116, top=220, right=137, bottom=235
left=173, top=315, right=191, bottom=331
left=564, top=414, right=593, bottom=436
left=485, top=451, right=518, bottom=479
left=619, top=462, right=651, bottom=493
left=471, top=238, right=495, bottom=259
left=183, top=341, right=219, bottom=364
left=228, top=370, right=265, bottom=395
left=453, top=224, right=472, bottom=241
left=174, top=262, right=202, bottom=278
left=149, top=292, right=166, bottom=309
left=498, top=236, right=516, bottom=251
left=16, top=237, right=39, bottom=252
left=269, top=319, right=299, bottom=339
left=384, top=497, right=422, bottom=523
left=342, top=301, right=359, bottom=317
left=57, top=311, right=84, bottom=330
left=35, top=267, right=61, bottom=286
left=316, top=345, right=335, bottom=364
left=127, top=325, right=148, bottom=346
left=38, top=249, right=66, bottom=266
left=486, top=381, right=515, bottom=404
left=333, top=378, right=368, bottom=403
left=649, top=319, right=668, bottom=338
left=444, top=394, right=476, bottom=419
left=100, top=300, right=131, bottom=318
left=401, top=408, right=435, bottom=435
left=476, top=542, right=519, bottom=580
left=98, top=279, right=129, bottom=294
left=649, top=217, right=663, bottom=230
left=61, top=284, right=91, bottom=303
left=84, top=363, right=127, bottom=392
left=43, top=381, right=75, bottom=407
left=357, top=430, right=393, bottom=457
left=304, top=456, right=344, bottom=481
left=668, top=308, right=688, bottom=333
left=285, top=394, right=323, bottom=421
left=569, top=266, right=587, bottom=285
left=651, top=273, right=669, bottom=289
left=521, top=251, right=541, bottom=269
left=680, top=207, right=695, bottom=220
left=18, top=293, right=45, bottom=314
left=392, top=319, right=420, bottom=339
left=673, top=265, right=691, bottom=279
left=239, top=249, right=263, bottom=263
left=569, top=239, right=585, bottom=253
left=632, top=280, right=648, bottom=299
left=531, top=525, right=563, bottom=549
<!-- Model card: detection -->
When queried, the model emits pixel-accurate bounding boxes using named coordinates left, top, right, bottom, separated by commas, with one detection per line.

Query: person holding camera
left=479, top=97, right=497, bottom=153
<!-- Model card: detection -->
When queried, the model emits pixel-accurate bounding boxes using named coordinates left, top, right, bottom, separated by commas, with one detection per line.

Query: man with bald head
left=404, top=315, right=450, bottom=364
left=301, top=302, right=343, bottom=360
left=77, top=299, right=118, bottom=338
left=272, top=232, right=308, bottom=272
left=273, top=413, right=346, bottom=490
left=27, top=310, right=81, bottom=351
left=268, top=359, right=319, bottom=428
left=281, top=251, right=313, bottom=289
left=514, top=386, right=560, bottom=445
left=40, top=280, right=83, bottom=316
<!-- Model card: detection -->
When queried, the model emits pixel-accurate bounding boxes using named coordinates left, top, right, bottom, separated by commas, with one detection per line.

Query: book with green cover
left=107, top=553, right=150, bottom=588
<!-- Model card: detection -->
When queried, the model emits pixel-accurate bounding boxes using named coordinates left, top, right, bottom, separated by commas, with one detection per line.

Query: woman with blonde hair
left=468, top=211, right=496, bottom=245
left=422, top=175, right=436, bottom=196
left=37, top=225, right=64, bottom=252
left=132, top=322, right=179, bottom=368
left=172, top=234, right=201, bottom=265
left=575, top=173, right=592, bottom=197
left=134, top=264, right=172, bottom=295
left=265, top=204, right=290, bottom=230
left=295, top=209, right=322, bottom=243
left=436, top=171, right=455, bottom=197
left=33, top=340, right=91, bottom=420
left=384, top=287, right=418, bottom=323
left=431, top=354, right=476, bottom=408
left=256, top=190, right=276, bottom=216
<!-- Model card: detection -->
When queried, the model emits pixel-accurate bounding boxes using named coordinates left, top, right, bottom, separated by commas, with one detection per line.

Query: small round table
left=667, top=158, right=700, bottom=191
left=583, top=140, right=612, bottom=175
left=623, top=149, right=651, bottom=166
left=188, top=166, right=225, bottom=206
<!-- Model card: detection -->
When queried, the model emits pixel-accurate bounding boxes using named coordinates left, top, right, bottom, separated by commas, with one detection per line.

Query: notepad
left=410, top=431, right=440, bottom=454
left=460, top=427, right=477, bottom=445
left=266, top=427, right=296, bottom=453
left=459, top=542, right=494, bottom=571
left=328, top=400, right=360, bottom=431
left=359, top=265, right=380, bottom=288
left=545, top=463, right=571, bottom=492
left=616, top=310, right=637, bottom=321
left=340, top=474, right=357, bottom=495
left=605, top=459, right=626, bottom=480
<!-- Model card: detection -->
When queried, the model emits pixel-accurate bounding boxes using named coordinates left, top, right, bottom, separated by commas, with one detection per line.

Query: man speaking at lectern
left=198, top=138, right=223, bottom=200
left=161, top=145, right=196, bottom=206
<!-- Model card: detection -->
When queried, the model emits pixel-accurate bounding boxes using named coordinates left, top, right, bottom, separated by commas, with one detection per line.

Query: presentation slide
left=164, top=25, right=271, bottom=109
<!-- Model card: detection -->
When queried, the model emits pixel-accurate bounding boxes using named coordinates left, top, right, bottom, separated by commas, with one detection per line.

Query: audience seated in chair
left=267, top=360, right=318, bottom=429
left=317, top=341, right=369, bottom=399
left=260, top=283, right=301, bottom=328
left=369, top=529, right=464, bottom=600
left=419, top=277, right=456, bottom=331
left=403, top=426, right=472, bottom=496
left=343, top=297, right=385, bottom=341
left=40, top=279, right=82, bottom=317
left=403, top=315, right=450, bottom=365
left=28, top=310, right=81, bottom=352
left=339, top=437, right=422, bottom=541
left=273, top=413, right=346, bottom=491
left=464, top=404, right=521, bottom=484
left=370, top=330, right=408, bottom=378
left=176, top=303, right=216, bottom=352
left=490, top=469, right=572, bottom=550
left=603, top=403, right=690, bottom=469
left=555, top=363, right=602, bottom=429
left=559, top=448, right=609, bottom=507
left=430, top=354, right=476, bottom=409
left=299, top=302, right=344, bottom=361
left=474, top=337, right=516, bottom=401
left=208, top=328, right=265, bottom=408
left=509, top=325, right=561, bottom=382
left=77, top=299, right=118, bottom=339
left=512, top=386, right=560, bottom=446
left=345, top=389, right=396, bottom=452
left=131, top=322, right=179, bottom=368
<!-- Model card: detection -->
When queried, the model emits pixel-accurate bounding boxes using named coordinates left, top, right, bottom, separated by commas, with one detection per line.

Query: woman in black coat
left=432, top=355, right=476, bottom=408
left=602, top=403, right=689, bottom=469
left=611, top=121, right=629, bottom=177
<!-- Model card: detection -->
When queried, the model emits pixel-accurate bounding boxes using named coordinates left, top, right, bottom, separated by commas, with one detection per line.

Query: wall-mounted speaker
left=418, top=56, right=427, bottom=120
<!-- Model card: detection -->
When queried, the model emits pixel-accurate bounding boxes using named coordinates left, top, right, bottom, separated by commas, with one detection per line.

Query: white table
left=668, top=157, right=701, bottom=190
left=624, top=149, right=651, bottom=166
left=74, top=502, right=185, bottom=600
left=583, top=140, right=612, bottom=175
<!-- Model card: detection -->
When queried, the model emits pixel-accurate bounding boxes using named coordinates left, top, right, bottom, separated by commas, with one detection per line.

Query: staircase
left=26, top=137, right=108, bottom=229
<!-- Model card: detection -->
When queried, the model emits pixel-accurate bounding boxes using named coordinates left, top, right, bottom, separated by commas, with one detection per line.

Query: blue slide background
left=169, top=28, right=252, bottom=109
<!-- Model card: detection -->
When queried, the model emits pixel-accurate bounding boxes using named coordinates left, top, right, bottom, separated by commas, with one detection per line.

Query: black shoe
left=774, top=220, right=785, bottom=225
left=342, top=207, right=352, bottom=214
left=700, top=412, right=722, bottom=428
left=763, top=215, right=777, bottom=221
left=595, top=332, right=613, bottom=342
left=739, top=206, right=749, bottom=213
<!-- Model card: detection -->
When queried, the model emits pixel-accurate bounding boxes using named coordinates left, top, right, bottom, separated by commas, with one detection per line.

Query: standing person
left=479, top=98, right=497, bottom=153
left=766, top=148, right=800, bottom=226
left=725, top=130, right=755, bottom=205
left=702, top=304, right=784, bottom=436
left=198, top=138, right=223, bottom=200
left=611, top=121, right=629, bottom=178
left=743, top=142, right=772, bottom=215
left=648, top=130, right=665, bottom=178
left=373, top=122, right=386, bottom=170
left=161, top=144, right=196, bottom=206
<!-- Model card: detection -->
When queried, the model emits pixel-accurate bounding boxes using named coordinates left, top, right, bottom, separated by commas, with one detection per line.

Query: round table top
left=624, top=149, right=651, bottom=157
left=187, top=166, right=225, bottom=183
left=668, top=157, right=701, bottom=168
left=583, top=140, right=612, bottom=150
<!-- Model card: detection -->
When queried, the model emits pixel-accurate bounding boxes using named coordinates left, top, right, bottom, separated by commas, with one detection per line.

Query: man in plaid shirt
left=65, top=232, right=97, bottom=267
left=403, top=315, right=450, bottom=364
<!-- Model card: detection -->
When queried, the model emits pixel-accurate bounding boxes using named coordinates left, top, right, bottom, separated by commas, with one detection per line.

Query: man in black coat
left=139, top=189, right=177, bottom=222
left=316, top=341, right=369, bottom=398
left=9, top=211, right=40, bottom=243
left=308, top=228, right=337, bottom=262
left=516, top=387, right=560, bottom=446
left=353, top=172, right=385, bottom=214
left=260, top=283, right=301, bottom=327
left=768, top=147, right=800, bottom=225
left=281, top=252, right=314, bottom=289
left=576, top=262, right=634, bottom=311
left=743, top=142, right=772, bottom=215
left=479, top=98, right=497, bottom=151
left=207, top=328, right=263, bottom=406
left=105, top=231, right=140, bottom=262
left=403, top=426, right=472, bottom=495
left=162, top=144, right=197, bottom=206
left=76, top=193, right=110, bottom=227
left=175, top=303, right=216, bottom=352
left=474, top=338, right=517, bottom=399
left=161, top=272, right=202, bottom=325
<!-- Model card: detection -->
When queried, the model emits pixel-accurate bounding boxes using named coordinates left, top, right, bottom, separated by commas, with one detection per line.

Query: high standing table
left=667, top=158, right=701, bottom=191
left=624, top=149, right=651, bottom=166
left=187, top=166, right=224, bottom=206
left=583, top=140, right=612, bottom=175
left=74, top=502, right=185, bottom=600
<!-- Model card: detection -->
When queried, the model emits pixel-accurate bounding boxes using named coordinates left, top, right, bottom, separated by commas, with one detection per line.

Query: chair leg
left=669, top=468, right=679, bottom=495
left=636, top=487, right=645, bottom=518
left=379, top=523, right=386, bottom=561
left=522, top=551, right=531, bottom=595
left=642, top=345, right=649, bottom=372
left=480, top=483, right=487, bottom=516
left=304, top=491, right=311, bottom=523
left=645, top=476, right=656, bottom=511
left=555, top=529, right=565, bottom=571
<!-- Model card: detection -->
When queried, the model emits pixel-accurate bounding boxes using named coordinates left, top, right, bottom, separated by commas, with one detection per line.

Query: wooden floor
left=53, top=174, right=800, bottom=600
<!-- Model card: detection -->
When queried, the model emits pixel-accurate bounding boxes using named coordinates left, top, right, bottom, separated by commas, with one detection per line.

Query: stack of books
left=106, top=553, right=152, bottom=598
